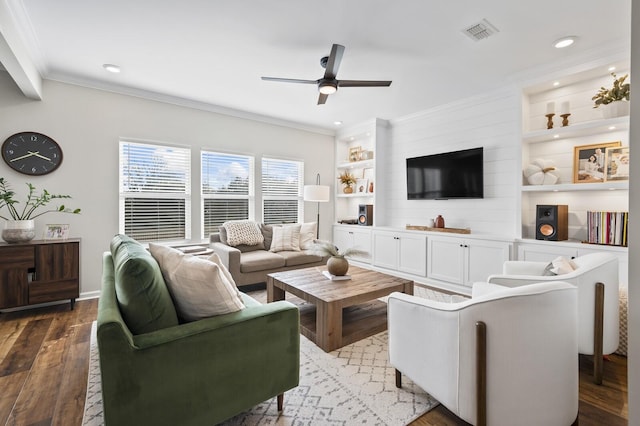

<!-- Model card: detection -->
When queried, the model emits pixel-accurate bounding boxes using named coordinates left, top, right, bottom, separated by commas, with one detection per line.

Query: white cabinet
left=517, top=243, right=578, bottom=262
left=427, top=235, right=512, bottom=287
left=372, top=230, right=426, bottom=276
left=332, top=225, right=372, bottom=263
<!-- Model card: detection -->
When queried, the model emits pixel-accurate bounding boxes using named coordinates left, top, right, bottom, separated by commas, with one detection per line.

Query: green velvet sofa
left=97, top=235, right=300, bottom=426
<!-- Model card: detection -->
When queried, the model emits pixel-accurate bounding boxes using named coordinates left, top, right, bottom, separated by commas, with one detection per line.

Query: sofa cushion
left=219, top=226, right=265, bottom=253
left=239, top=250, right=286, bottom=273
left=299, top=222, right=317, bottom=250
left=278, top=250, right=323, bottom=267
left=223, top=220, right=264, bottom=246
left=110, top=234, right=179, bottom=334
left=260, top=223, right=274, bottom=250
left=270, top=224, right=302, bottom=252
left=149, top=244, right=245, bottom=321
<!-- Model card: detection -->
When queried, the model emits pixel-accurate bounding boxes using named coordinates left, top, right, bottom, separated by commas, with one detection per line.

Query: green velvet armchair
left=97, top=237, right=300, bottom=426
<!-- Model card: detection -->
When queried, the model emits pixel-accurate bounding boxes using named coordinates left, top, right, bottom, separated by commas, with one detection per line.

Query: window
left=119, top=141, right=191, bottom=242
left=262, top=157, right=303, bottom=224
left=201, top=151, right=254, bottom=237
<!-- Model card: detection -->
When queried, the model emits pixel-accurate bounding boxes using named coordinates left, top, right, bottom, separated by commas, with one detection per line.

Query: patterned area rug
left=82, top=323, right=438, bottom=426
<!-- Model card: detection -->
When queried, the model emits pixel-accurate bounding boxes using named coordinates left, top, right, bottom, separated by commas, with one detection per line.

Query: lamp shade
left=303, top=185, right=330, bottom=202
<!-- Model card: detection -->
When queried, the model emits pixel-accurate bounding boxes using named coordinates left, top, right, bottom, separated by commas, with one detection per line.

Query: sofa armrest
left=210, top=240, right=242, bottom=278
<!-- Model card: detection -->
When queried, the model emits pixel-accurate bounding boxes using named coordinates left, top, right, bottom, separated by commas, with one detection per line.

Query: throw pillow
left=299, top=222, right=317, bottom=250
left=270, top=224, right=302, bottom=252
left=260, top=223, right=275, bottom=250
left=220, top=224, right=264, bottom=252
left=549, top=256, right=577, bottom=275
left=149, top=243, right=245, bottom=321
left=222, top=220, right=264, bottom=247
left=542, top=262, right=557, bottom=276
left=207, top=252, right=242, bottom=298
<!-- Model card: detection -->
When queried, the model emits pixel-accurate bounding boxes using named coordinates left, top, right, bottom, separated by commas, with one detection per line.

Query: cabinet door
left=333, top=227, right=352, bottom=254
left=427, top=237, right=464, bottom=284
left=372, top=231, right=398, bottom=270
left=350, top=228, right=372, bottom=263
left=517, top=243, right=578, bottom=262
left=466, top=240, right=512, bottom=285
left=397, top=233, right=427, bottom=276
left=0, top=246, right=34, bottom=308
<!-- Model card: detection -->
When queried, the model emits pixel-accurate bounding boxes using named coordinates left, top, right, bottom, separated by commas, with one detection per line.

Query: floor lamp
left=303, top=173, right=330, bottom=238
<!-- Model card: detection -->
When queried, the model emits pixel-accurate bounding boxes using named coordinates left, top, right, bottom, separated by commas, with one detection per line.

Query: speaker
left=358, top=204, right=373, bottom=226
left=536, top=205, right=568, bottom=241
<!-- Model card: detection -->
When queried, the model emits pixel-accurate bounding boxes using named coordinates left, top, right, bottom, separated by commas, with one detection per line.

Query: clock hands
left=9, top=151, right=52, bottom=162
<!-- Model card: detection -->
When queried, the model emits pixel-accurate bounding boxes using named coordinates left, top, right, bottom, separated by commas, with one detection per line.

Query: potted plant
left=0, top=177, right=81, bottom=243
left=311, top=240, right=368, bottom=276
left=338, top=171, right=357, bottom=194
left=592, top=72, right=630, bottom=118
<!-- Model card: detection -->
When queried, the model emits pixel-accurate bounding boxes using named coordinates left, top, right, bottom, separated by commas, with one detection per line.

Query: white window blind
left=119, top=141, right=191, bottom=242
left=262, top=157, right=303, bottom=224
left=201, top=151, right=254, bottom=237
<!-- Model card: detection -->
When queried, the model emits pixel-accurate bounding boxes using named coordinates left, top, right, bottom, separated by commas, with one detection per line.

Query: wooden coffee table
left=267, top=265, right=413, bottom=352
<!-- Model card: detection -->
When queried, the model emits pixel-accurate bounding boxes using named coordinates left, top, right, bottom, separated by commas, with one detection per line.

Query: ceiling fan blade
left=317, top=93, right=329, bottom=105
left=261, top=77, right=317, bottom=84
left=323, top=44, right=345, bottom=79
left=338, top=80, right=392, bottom=87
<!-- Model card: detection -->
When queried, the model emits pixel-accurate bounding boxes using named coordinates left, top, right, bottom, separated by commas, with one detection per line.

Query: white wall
left=380, top=88, right=521, bottom=236
left=0, top=73, right=334, bottom=296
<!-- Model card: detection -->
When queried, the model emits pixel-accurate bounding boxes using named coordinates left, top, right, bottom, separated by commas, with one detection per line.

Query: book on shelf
left=322, top=270, right=351, bottom=281
left=586, top=211, right=628, bottom=247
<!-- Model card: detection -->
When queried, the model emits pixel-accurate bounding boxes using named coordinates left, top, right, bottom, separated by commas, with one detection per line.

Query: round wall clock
left=2, top=132, right=63, bottom=175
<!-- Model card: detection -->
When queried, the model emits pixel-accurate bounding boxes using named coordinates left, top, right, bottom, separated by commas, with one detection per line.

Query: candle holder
left=560, top=113, right=571, bottom=127
left=545, top=113, right=555, bottom=129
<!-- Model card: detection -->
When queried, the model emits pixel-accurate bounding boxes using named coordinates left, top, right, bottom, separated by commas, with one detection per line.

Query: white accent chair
left=487, top=252, right=619, bottom=384
left=388, top=282, right=578, bottom=426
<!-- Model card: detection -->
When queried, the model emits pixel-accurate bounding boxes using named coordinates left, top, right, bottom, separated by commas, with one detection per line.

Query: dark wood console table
left=0, top=239, right=80, bottom=310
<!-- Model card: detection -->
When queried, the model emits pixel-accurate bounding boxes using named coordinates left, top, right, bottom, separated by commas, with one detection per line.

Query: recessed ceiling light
left=553, top=134, right=560, bottom=139
left=609, top=126, right=616, bottom=130
left=103, top=64, right=121, bottom=73
left=608, top=66, right=616, bottom=72
left=553, top=81, right=560, bottom=87
left=553, top=36, right=577, bottom=49
left=333, top=121, right=343, bottom=126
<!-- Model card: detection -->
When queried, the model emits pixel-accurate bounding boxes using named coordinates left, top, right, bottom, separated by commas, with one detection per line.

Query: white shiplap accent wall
left=381, top=88, right=521, bottom=237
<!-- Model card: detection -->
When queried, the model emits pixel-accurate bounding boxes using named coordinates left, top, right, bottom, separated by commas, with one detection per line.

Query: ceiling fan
left=261, top=44, right=392, bottom=105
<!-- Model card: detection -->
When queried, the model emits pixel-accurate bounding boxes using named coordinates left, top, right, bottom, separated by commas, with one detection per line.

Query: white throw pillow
left=149, top=244, right=245, bottom=321
left=550, top=256, right=577, bottom=275
left=270, top=224, right=302, bottom=252
left=299, top=222, right=317, bottom=250
left=222, top=220, right=264, bottom=247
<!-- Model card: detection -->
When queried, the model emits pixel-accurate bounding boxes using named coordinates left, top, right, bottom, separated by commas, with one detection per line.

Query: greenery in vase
left=310, top=240, right=368, bottom=258
left=0, top=177, right=81, bottom=221
left=337, top=171, right=357, bottom=187
left=592, top=73, right=630, bottom=108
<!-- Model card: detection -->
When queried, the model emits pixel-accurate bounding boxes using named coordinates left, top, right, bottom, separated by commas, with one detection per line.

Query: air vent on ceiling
left=462, top=19, right=499, bottom=41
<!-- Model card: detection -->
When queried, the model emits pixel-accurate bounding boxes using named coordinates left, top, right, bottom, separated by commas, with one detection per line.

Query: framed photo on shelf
left=355, top=178, right=369, bottom=194
left=573, top=141, right=621, bottom=183
left=348, top=146, right=361, bottom=162
left=363, top=167, right=374, bottom=193
left=605, top=146, right=630, bottom=181
left=44, top=224, right=70, bottom=240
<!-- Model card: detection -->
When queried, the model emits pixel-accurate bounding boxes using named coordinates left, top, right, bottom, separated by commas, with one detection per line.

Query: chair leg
left=476, top=321, right=487, bottom=426
left=395, top=369, right=402, bottom=388
left=593, top=282, right=605, bottom=385
left=277, top=393, right=284, bottom=411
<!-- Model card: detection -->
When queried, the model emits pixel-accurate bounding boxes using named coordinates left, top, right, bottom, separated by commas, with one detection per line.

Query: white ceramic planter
left=2, top=220, right=36, bottom=243
left=602, top=101, right=630, bottom=119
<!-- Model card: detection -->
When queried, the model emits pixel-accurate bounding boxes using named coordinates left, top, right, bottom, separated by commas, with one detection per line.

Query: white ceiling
left=1, top=0, right=632, bottom=132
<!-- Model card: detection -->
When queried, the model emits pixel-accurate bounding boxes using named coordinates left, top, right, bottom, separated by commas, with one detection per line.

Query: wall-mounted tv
left=406, top=147, right=484, bottom=200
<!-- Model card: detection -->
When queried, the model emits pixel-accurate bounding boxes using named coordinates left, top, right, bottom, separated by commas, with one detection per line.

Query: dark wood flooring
left=0, top=293, right=628, bottom=425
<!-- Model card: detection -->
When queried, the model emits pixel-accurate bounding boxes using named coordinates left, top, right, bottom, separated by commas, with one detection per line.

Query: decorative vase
left=434, top=215, right=445, bottom=228
left=343, top=186, right=353, bottom=194
left=2, top=220, right=36, bottom=243
left=327, top=256, right=349, bottom=276
left=602, top=101, right=630, bottom=119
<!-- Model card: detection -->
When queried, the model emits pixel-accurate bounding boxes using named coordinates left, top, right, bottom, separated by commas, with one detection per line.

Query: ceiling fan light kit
left=261, top=43, right=391, bottom=105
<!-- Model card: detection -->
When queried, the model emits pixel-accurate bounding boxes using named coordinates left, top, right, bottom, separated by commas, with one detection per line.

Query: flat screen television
left=406, top=147, right=484, bottom=200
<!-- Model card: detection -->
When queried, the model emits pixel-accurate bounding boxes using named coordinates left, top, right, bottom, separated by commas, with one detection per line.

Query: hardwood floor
left=0, top=296, right=628, bottom=425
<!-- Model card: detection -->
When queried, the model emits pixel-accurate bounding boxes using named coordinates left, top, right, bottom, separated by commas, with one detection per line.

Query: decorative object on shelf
left=359, top=150, right=374, bottom=161
left=573, top=141, right=622, bottom=183
left=560, top=101, right=571, bottom=126
left=303, top=173, right=330, bottom=238
left=592, top=72, right=629, bottom=109
left=363, top=167, right=374, bottom=193
left=405, top=224, right=471, bottom=234
left=355, top=178, right=368, bottom=194
left=545, top=101, right=555, bottom=129
left=427, top=218, right=435, bottom=227
left=310, top=240, right=368, bottom=276
left=2, top=132, right=63, bottom=176
left=338, top=171, right=357, bottom=193
left=44, top=223, right=70, bottom=240
left=0, top=177, right=81, bottom=243
left=368, top=182, right=374, bottom=193
left=348, top=146, right=361, bottom=162
left=605, top=146, right=629, bottom=181
left=434, top=215, right=445, bottom=228
left=523, top=158, right=558, bottom=185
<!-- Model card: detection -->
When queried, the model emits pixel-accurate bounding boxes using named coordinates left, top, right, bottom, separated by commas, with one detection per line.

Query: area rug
left=82, top=323, right=438, bottom=426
